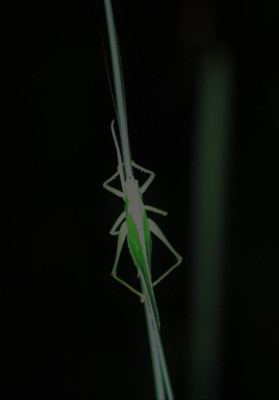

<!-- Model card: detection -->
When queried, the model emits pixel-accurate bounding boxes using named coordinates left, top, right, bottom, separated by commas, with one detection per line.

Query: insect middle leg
left=110, top=218, right=144, bottom=302
left=148, top=218, right=183, bottom=287
left=145, top=205, right=168, bottom=217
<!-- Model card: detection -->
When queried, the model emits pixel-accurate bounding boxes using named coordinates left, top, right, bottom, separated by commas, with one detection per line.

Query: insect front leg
left=110, top=219, right=144, bottom=302
left=147, top=218, right=183, bottom=287
left=132, top=161, right=155, bottom=194
left=103, top=169, right=124, bottom=198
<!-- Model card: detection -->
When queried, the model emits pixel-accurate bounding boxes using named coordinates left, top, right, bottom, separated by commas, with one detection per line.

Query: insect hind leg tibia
left=111, top=220, right=144, bottom=302
left=112, top=274, right=144, bottom=302
left=147, top=218, right=183, bottom=287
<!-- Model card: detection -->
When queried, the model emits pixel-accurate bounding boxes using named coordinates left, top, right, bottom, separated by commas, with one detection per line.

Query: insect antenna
left=111, top=120, right=125, bottom=192
left=100, top=31, right=121, bottom=132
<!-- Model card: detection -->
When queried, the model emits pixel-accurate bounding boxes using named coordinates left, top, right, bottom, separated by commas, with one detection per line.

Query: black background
left=3, top=1, right=278, bottom=399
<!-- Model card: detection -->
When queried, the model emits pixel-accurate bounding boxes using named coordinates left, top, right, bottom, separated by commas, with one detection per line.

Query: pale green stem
left=103, top=1, right=175, bottom=398
left=104, top=0, right=133, bottom=179
left=139, top=274, right=174, bottom=400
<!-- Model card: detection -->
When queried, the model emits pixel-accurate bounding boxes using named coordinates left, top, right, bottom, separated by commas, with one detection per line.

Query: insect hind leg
left=111, top=221, right=144, bottom=302
left=148, top=218, right=183, bottom=287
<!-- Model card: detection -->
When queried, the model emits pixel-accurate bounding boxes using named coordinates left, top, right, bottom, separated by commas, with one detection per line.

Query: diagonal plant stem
left=103, top=1, right=175, bottom=398
left=104, top=0, right=133, bottom=179
left=139, top=273, right=174, bottom=400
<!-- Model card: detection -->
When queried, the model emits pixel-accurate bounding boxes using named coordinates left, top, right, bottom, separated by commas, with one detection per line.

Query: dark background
left=3, top=1, right=278, bottom=399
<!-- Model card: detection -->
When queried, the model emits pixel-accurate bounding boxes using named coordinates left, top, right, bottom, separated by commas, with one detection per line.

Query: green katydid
left=103, top=1, right=182, bottom=398
left=103, top=121, right=182, bottom=328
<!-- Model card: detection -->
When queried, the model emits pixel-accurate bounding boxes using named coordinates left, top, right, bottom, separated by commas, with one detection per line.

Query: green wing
left=126, top=211, right=160, bottom=327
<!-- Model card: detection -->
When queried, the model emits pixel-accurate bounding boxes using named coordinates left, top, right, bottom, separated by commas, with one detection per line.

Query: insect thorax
left=124, top=177, right=143, bottom=206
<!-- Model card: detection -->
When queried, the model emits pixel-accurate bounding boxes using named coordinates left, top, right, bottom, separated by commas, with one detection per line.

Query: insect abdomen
left=126, top=210, right=160, bottom=327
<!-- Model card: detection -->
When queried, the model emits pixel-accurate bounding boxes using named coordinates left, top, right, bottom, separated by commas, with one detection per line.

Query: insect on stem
left=103, top=1, right=182, bottom=399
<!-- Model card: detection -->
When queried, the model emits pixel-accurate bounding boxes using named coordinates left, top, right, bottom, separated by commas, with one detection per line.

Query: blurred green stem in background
left=189, top=46, right=233, bottom=399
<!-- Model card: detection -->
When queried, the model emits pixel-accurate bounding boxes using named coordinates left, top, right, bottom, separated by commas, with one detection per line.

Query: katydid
left=103, top=120, right=182, bottom=328
left=103, top=121, right=182, bottom=326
